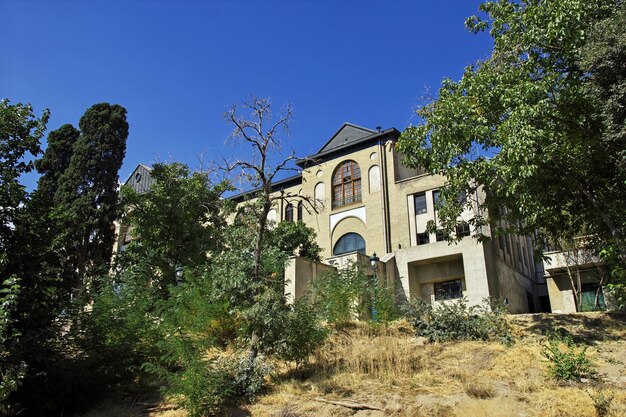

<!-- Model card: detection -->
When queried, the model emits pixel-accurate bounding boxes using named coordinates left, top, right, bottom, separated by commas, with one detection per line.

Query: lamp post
left=370, top=252, right=379, bottom=322
left=175, top=265, right=184, bottom=286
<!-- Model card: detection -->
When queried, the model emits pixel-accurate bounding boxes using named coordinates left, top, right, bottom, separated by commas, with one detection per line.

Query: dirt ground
left=80, top=312, right=626, bottom=417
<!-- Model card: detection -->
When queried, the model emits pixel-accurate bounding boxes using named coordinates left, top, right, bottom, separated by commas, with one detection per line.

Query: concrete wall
left=284, top=256, right=335, bottom=303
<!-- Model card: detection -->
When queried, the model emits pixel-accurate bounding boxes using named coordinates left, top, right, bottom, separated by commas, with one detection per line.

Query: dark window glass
left=332, top=161, right=362, bottom=208
left=456, top=191, right=467, bottom=205
left=499, top=234, right=505, bottom=251
left=455, top=222, right=470, bottom=238
left=417, top=232, right=430, bottom=245
left=436, top=229, right=449, bottom=242
left=297, top=201, right=303, bottom=221
left=333, top=232, right=366, bottom=256
left=414, top=192, right=427, bottom=214
left=433, top=190, right=442, bottom=209
left=434, top=279, right=463, bottom=301
left=285, top=203, right=294, bottom=222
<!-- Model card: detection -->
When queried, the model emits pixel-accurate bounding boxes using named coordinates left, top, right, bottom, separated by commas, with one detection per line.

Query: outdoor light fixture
left=175, top=265, right=184, bottom=285
left=370, top=253, right=379, bottom=322
left=370, top=252, right=379, bottom=268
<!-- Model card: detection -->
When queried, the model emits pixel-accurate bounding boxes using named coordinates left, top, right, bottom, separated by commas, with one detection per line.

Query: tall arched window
left=332, top=160, right=361, bottom=208
left=285, top=203, right=294, bottom=222
left=297, top=201, right=303, bottom=221
left=333, top=232, right=366, bottom=256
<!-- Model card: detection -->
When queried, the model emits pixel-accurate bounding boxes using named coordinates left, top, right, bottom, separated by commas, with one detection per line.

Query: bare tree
left=223, top=96, right=316, bottom=364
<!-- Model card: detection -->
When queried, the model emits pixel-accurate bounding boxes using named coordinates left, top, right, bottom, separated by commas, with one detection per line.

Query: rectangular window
left=414, top=192, right=427, bottom=214
left=434, top=279, right=463, bottom=301
left=455, top=222, right=470, bottom=238
left=432, top=190, right=441, bottom=209
left=499, top=234, right=505, bottom=251
left=436, top=229, right=449, bottom=242
left=417, top=232, right=430, bottom=245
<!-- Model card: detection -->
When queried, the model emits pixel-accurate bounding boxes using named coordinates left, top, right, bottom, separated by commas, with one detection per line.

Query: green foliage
left=404, top=297, right=513, bottom=344
left=374, top=285, right=401, bottom=324
left=0, top=99, right=49, bottom=254
left=267, top=221, right=323, bottom=261
left=148, top=353, right=269, bottom=417
left=397, top=1, right=625, bottom=266
left=312, top=262, right=370, bottom=324
left=0, top=277, right=25, bottom=412
left=53, top=103, right=129, bottom=294
left=119, top=162, right=230, bottom=293
left=273, top=299, right=328, bottom=366
left=543, top=330, right=594, bottom=381
left=83, top=273, right=161, bottom=376
left=139, top=266, right=271, bottom=417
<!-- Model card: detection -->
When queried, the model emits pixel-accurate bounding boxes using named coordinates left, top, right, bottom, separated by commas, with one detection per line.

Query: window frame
left=414, top=192, right=427, bottom=215
left=332, top=160, right=362, bottom=209
left=434, top=279, right=464, bottom=301
left=417, top=232, right=430, bottom=245
left=333, top=232, right=366, bottom=256
left=285, top=203, right=294, bottom=222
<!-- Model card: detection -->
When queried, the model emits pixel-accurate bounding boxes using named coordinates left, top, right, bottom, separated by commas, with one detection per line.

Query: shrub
left=312, top=262, right=369, bottom=324
left=404, top=297, right=513, bottom=344
left=542, top=331, right=594, bottom=381
left=0, top=277, right=25, bottom=413
left=274, top=299, right=328, bottom=366
left=150, top=353, right=270, bottom=417
left=374, top=285, right=401, bottom=324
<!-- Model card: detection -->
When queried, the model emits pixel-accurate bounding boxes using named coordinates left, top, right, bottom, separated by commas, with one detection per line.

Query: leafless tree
left=223, top=96, right=317, bottom=363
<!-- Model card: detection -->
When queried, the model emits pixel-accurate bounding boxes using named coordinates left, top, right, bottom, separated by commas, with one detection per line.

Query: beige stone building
left=542, top=239, right=610, bottom=313
left=231, top=123, right=541, bottom=313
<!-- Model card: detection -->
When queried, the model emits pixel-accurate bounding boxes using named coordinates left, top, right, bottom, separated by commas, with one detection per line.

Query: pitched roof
left=316, top=123, right=376, bottom=154
left=123, top=164, right=153, bottom=194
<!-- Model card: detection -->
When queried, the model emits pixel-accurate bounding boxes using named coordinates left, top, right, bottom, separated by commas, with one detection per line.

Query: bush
left=404, top=297, right=513, bottom=344
left=542, top=331, right=594, bottom=381
left=147, top=353, right=270, bottom=417
left=274, top=299, right=328, bottom=366
left=311, top=262, right=369, bottom=324
left=374, top=285, right=401, bottom=323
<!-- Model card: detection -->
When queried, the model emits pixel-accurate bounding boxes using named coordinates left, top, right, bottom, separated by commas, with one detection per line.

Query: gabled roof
left=123, top=164, right=153, bottom=194
left=297, top=126, right=401, bottom=168
left=316, top=123, right=377, bottom=154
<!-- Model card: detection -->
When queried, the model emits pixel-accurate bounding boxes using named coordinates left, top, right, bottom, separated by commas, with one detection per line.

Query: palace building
left=116, top=123, right=545, bottom=313
left=230, top=123, right=542, bottom=313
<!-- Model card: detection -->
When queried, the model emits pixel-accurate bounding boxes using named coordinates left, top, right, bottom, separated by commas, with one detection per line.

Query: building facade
left=231, top=123, right=541, bottom=313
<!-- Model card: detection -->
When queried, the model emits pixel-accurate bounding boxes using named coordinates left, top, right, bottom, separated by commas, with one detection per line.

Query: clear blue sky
left=1, top=0, right=492, bottom=189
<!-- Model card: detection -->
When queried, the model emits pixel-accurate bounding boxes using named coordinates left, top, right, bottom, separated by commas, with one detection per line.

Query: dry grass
left=81, top=313, right=626, bottom=417
left=248, top=314, right=626, bottom=417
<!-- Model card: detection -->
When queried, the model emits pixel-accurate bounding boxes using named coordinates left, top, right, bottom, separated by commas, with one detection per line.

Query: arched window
left=285, top=203, right=294, bottom=222
left=333, top=232, right=366, bottom=256
left=297, top=201, right=303, bottom=221
left=332, top=160, right=362, bottom=208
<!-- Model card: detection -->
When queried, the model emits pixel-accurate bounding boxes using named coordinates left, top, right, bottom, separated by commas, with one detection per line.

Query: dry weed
left=464, top=381, right=496, bottom=399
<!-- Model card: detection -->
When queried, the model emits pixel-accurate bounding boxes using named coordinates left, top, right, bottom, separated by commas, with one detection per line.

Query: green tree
left=118, top=162, right=231, bottom=293
left=397, top=1, right=625, bottom=262
left=0, top=100, right=48, bottom=410
left=267, top=220, right=322, bottom=262
left=53, top=103, right=129, bottom=298
left=0, top=99, right=49, bottom=258
left=8, top=124, right=81, bottom=322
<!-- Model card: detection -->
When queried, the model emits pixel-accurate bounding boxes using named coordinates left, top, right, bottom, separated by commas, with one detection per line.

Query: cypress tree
left=54, top=103, right=129, bottom=298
